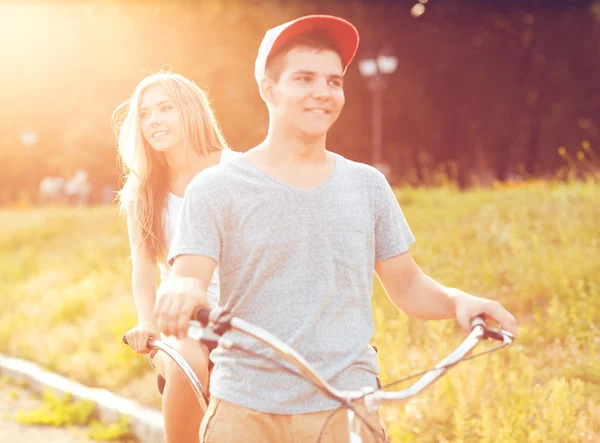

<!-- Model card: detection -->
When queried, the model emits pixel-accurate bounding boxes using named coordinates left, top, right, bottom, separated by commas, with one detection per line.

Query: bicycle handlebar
left=121, top=332, right=210, bottom=410
left=190, top=307, right=513, bottom=411
left=123, top=309, right=513, bottom=443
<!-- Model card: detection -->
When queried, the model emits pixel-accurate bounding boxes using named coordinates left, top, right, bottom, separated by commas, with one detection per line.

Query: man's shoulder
left=187, top=154, right=246, bottom=194
left=334, top=153, right=387, bottom=185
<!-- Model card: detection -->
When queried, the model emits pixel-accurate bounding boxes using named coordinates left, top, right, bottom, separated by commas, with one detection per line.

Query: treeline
left=1, top=0, right=599, bottom=203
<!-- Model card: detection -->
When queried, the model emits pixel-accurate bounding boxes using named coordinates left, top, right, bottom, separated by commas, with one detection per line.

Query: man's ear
left=259, top=77, right=277, bottom=106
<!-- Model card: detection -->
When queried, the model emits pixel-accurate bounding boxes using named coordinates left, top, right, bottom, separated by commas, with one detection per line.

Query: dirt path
left=0, top=383, right=96, bottom=443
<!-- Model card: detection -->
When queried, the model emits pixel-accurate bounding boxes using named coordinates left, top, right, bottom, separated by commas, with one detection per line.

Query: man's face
left=268, top=46, right=345, bottom=137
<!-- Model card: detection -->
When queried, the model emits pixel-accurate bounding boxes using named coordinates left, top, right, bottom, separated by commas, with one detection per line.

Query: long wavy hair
left=113, top=71, right=229, bottom=262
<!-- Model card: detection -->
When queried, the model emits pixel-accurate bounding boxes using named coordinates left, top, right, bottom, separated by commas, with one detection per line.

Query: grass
left=13, top=388, right=138, bottom=442
left=0, top=181, right=598, bottom=442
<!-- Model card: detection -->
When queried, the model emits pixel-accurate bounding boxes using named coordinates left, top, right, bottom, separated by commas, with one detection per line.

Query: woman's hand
left=124, top=321, right=161, bottom=357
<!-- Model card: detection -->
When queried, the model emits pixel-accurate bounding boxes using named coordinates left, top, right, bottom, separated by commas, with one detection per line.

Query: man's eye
left=329, top=80, right=342, bottom=88
left=297, top=76, right=311, bottom=82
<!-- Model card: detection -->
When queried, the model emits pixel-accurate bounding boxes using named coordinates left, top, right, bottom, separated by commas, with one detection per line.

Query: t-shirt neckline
left=237, top=151, right=340, bottom=193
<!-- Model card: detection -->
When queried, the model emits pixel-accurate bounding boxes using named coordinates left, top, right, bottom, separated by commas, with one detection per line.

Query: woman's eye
left=161, top=106, right=172, bottom=112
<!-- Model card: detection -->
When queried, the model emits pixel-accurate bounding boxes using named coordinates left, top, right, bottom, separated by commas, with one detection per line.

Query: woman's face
left=139, top=85, right=184, bottom=153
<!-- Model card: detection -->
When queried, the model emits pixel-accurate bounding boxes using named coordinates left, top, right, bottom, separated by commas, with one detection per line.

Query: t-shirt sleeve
left=374, top=173, right=416, bottom=261
left=167, top=180, right=221, bottom=265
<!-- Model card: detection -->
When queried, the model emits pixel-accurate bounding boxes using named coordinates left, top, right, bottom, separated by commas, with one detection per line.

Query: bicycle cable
left=333, top=340, right=510, bottom=442
left=315, top=403, right=387, bottom=443
left=372, top=342, right=509, bottom=394
left=226, top=344, right=350, bottom=404
left=224, top=344, right=386, bottom=442
left=315, top=408, right=343, bottom=443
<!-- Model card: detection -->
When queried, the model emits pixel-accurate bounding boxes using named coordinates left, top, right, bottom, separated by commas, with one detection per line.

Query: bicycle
left=125, top=308, right=513, bottom=442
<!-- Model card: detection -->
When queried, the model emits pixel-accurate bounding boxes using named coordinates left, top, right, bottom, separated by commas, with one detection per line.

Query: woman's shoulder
left=220, top=148, right=243, bottom=163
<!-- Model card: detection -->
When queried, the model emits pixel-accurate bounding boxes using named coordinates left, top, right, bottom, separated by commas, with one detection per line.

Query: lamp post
left=358, top=48, right=398, bottom=180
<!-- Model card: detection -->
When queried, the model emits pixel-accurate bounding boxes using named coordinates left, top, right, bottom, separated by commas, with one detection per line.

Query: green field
left=1, top=182, right=598, bottom=442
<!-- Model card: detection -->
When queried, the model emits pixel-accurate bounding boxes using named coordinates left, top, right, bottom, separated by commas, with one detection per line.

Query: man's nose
left=311, top=80, right=331, bottom=99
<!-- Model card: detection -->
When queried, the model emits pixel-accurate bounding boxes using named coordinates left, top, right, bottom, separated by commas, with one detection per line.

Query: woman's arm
left=124, top=201, right=160, bottom=352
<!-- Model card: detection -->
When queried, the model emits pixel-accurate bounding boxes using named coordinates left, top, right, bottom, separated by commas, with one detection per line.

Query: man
left=154, top=15, right=517, bottom=442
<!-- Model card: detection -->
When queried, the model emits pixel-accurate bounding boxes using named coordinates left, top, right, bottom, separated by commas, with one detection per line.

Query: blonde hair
left=113, top=71, right=229, bottom=262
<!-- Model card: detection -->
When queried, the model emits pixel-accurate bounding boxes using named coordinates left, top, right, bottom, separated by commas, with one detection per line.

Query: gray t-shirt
left=168, top=152, right=415, bottom=414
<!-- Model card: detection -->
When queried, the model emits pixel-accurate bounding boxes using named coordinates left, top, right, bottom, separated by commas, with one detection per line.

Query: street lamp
left=20, top=130, right=39, bottom=148
left=358, top=48, right=398, bottom=180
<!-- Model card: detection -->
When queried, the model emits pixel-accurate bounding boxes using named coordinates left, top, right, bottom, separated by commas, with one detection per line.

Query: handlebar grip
left=469, top=315, right=513, bottom=343
left=470, top=315, right=486, bottom=331
left=122, top=334, right=155, bottom=349
left=194, top=307, right=212, bottom=327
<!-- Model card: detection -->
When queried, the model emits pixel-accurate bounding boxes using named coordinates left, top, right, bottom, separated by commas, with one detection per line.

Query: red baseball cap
left=254, top=15, right=360, bottom=84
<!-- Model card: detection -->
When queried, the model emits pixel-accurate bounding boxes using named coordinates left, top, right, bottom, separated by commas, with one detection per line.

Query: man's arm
left=375, top=251, right=453, bottom=319
left=375, top=251, right=517, bottom=335
left=154, top=254, right=217, bottom=339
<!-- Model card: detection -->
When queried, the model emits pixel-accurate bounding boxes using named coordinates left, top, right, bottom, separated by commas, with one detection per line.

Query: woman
left=114, top=71, right=236, bottom=443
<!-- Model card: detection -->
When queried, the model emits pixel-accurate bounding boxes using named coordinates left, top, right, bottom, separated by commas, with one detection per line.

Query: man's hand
left=153, top=276, right=209, bottom=339
left=450, top=289, right=517, bottom=336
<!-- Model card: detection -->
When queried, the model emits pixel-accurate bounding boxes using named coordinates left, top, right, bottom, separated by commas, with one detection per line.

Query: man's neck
left=246, top=126, right=336, bottom=190
left=261, top=125, right=328, bottom=165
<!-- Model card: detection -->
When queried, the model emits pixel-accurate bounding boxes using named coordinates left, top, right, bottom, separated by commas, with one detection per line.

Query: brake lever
left=470, top=315, right=514, bottom=345
left=485, top=328, right=514, bottom=345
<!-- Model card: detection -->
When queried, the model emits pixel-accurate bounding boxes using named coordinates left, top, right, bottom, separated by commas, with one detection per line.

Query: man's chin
left=297, top=124, right=331, bottom=138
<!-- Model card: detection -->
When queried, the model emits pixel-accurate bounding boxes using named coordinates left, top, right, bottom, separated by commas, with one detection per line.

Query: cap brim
left=268, top=15, right=359, bottom=70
